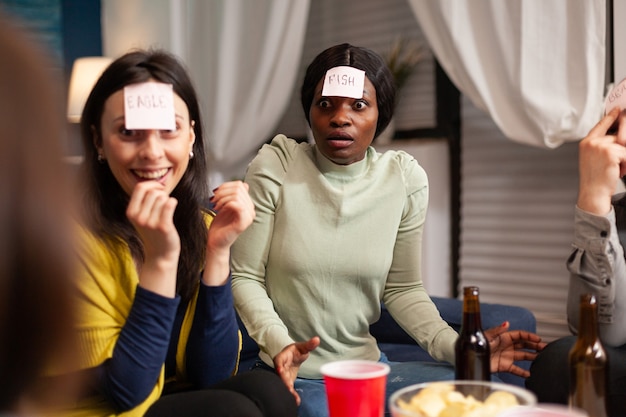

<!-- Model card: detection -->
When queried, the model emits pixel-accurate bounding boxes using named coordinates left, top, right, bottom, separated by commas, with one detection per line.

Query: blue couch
left=236, top=296, right=537, bottom=388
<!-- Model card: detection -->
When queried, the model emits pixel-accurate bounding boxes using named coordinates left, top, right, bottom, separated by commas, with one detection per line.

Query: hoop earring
left=189, top=150, right=194, bottom=160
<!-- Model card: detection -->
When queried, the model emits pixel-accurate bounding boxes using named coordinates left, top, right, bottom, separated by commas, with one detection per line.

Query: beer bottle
left=568, top=293, right=608, bottom=417
left=455, top=286, right=490, bottom=381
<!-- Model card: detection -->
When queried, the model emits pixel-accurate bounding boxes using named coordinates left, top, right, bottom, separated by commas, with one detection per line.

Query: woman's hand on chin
left=203, top=180, right=256, bottom=286
left=127, top=181, right=180, bottom=297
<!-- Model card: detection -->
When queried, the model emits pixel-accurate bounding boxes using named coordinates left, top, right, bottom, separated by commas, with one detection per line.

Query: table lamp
left=66, top=56, right=112, bottom=123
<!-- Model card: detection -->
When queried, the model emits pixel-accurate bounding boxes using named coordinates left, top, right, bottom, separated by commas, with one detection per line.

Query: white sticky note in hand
left=124, top=82, right=176, bottom=130
left=321, top=66, right=366, bottom=99
left=605, top=77, right=626, bottom=115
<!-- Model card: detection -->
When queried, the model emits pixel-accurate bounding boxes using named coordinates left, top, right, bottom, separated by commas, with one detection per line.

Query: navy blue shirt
left=96, top=279, right=239, bottom=412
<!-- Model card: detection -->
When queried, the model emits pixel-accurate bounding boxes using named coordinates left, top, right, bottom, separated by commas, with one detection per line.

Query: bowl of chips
left=389, top=380, right=537, bottom=417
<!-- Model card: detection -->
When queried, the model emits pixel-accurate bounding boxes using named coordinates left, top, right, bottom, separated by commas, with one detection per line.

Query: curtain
left=102, top=0, right=310, bottom=187
left=407, top=0, right=607, bottom=148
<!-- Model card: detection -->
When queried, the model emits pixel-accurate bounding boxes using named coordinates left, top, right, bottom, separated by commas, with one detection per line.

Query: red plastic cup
left=321, top=360, right=390, bottom=417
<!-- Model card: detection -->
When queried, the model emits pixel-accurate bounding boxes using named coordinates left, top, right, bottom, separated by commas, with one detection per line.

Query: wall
left=376, top=139, right=452, bottom=298
left=459, top=96, right=579, bottom=341
left=0, top=0, right=102, bottom=156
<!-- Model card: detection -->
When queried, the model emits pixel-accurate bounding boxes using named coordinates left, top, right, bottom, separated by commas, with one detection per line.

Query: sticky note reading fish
left=605, top=77, right=626, bottom=115
left=321, top=66, right=365, bottom=99
left=124, top=82, right=175, bottom=130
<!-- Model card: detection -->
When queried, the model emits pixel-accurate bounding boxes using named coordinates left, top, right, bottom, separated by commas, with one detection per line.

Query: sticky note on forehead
left=605, top=78, right=626, bottom=114
left=124, top=82, right=176, bottom=130
left=321, top=66, right=365, bottom=99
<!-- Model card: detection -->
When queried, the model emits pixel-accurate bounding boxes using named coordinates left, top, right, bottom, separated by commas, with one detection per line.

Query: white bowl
left=389, top=380, right=537, bottom=417
left=498, top=404, right=588, bottom=416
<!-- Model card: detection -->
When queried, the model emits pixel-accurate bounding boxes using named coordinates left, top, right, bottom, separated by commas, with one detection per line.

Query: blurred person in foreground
left=0, top=14, right=79, bottom=417
left=527, top=102, right=626, bottom=417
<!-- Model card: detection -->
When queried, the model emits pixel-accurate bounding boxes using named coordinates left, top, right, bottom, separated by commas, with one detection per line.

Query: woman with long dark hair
left=66, top=49, right=296, bottom=417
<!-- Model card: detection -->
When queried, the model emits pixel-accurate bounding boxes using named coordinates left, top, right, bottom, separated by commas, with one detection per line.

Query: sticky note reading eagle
left=124, top=82, right=175, bottom=130
left=321, top=66, right=366, bottom=99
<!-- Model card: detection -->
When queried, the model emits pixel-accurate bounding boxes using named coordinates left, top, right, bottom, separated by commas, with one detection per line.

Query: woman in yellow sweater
left=64, top=49, right=296, bottom=417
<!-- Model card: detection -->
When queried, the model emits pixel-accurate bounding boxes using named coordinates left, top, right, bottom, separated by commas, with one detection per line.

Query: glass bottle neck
left=462, top=287, right=482, bottom=330
left=578, top=300, right=599, bottom=342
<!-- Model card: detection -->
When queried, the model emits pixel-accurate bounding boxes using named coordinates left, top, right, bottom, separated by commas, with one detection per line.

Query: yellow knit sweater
left=61, top=215, right=227, bottom=417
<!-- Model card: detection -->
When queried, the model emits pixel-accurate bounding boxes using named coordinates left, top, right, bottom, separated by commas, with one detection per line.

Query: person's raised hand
left=484, top=321, right=547, bottom=377
left=126, top=181, right=180, bottom=297
left=208, top=181, right=256, bottom=251
left=578, top=108, right=626, bottom=215
left=203, top=180, right=255, bottom=286
left=273, top=336, right=320, bottom=405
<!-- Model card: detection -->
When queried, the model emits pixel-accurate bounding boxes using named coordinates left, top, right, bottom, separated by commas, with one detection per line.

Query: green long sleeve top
left=231, top=135, right=458, bottom=378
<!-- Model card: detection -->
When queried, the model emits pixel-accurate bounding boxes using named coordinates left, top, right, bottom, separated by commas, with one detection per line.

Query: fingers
left=211, top=181, right=254, bottom=213
left=290, top=387, right=301, bottom=406
left=505, top=329, right=544, bottom=344
left=489, top=328, right=547, bottom=376
left=206, top=182, right=256, bottom=256
left=591, top=107, right=621, bottom=139
left=505, top=331, right=546, bottom=355
left=616, top=110, right=626, bottom=146
left=287, top=338, right=318, bottom=368
left=512, top=349, right=538, bottom=362
left=484, top=321, right=509, bottom=340
left=505, top=364, right=531, bottom=378
left=300, top=336, right=321, bottom=354
left=277, top=371, right=301, bottom=406
left=512, top=340, right=547, bottom=352
left=127, top=181, right=177, bottom=229
left=210, top=181, right=256, bottom=234
left=126, top=181, right=180, bottom=266
left=275, top=366, right=300, bottom=405
left=273, top=344, right=306, bottom=406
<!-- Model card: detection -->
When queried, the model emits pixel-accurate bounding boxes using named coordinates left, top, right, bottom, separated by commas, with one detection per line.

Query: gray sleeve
left=566, top=206, right=626, bottom=346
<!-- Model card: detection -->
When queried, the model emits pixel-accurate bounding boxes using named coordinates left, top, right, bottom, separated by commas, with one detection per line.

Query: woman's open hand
left=208, top=181, right=256, bottom=251
left=203, top=180, right=255, bottom=286
left=273, top=337, right=320, bottom=406
left=484, top=321, right=547, bottom=377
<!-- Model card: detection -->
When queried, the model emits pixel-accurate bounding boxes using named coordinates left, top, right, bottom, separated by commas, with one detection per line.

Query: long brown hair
left=79, top=50, right=210, bottom=304
left=0, top=15, right=77, bottom=413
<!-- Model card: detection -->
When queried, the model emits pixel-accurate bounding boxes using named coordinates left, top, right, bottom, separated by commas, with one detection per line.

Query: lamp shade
left=66, top=57, right=112, bottom=123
